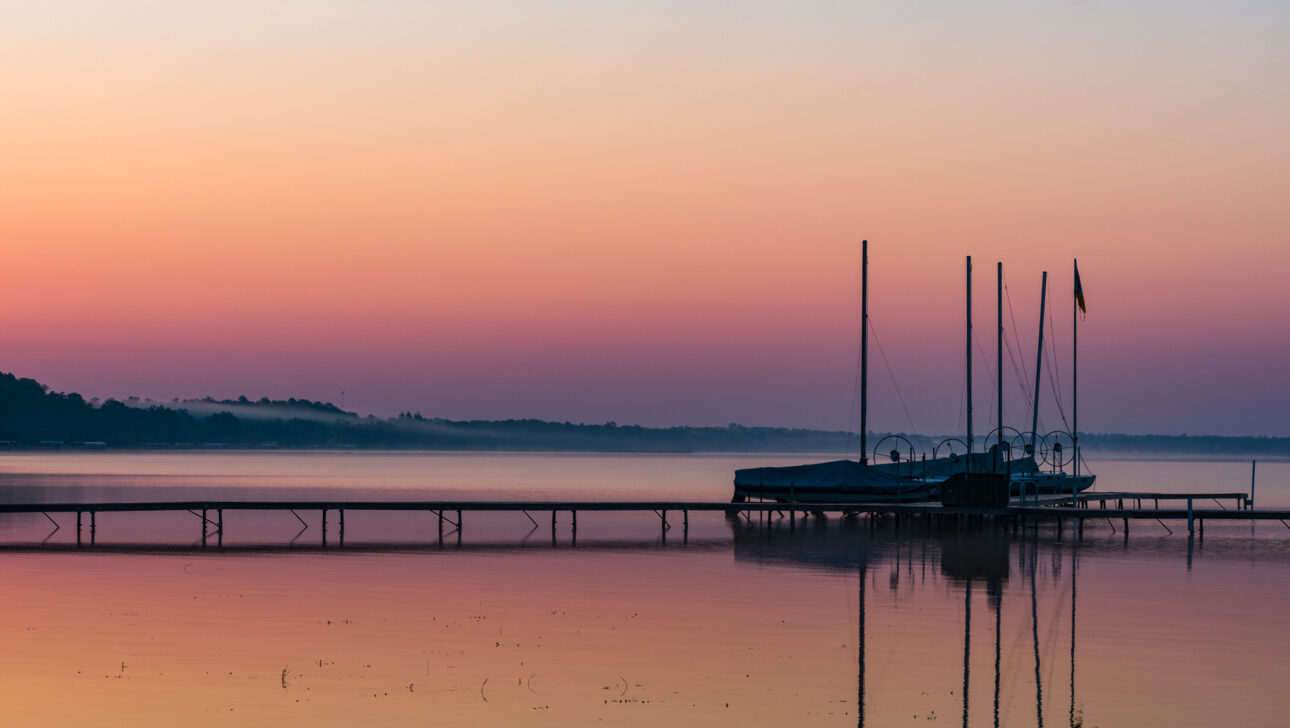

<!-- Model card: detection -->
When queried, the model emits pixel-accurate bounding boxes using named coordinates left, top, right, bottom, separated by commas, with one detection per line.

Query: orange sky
left=2, top=2, right=1287, bottom=434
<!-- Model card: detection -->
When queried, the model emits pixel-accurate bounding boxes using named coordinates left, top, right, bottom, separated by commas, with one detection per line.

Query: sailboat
left=1003, top=263, right=1095, bottom=498
left=731, top=246, right=1093, bottom=505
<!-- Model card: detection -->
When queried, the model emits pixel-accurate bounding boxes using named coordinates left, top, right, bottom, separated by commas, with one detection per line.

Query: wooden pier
left=0, top=489, right=1279, bottom=547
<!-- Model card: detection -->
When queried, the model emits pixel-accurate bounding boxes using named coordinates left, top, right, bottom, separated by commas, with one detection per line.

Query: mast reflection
left=728, top=516, right=1082, bottom=727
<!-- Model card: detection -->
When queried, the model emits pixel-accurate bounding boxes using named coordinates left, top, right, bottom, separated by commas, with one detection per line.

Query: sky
left=1, top=1, right=1288, bottom=437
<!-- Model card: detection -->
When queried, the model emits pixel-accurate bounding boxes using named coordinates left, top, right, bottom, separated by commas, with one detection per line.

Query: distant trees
left=4, top=370, right=1287, bottom=455
left=0, top=371, right=863, bottom=450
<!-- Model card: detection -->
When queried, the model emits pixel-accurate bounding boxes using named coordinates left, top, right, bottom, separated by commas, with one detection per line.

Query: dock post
left=1187, top=499, right=1194, bottom=534
left=683, top=510, right=689, bottom=541
left=90, top=510, right=96, bottom=545
left=322, top=509, right=327, bottom=546
left=1251, top=459, right=1257, bottom=509
left=339, top=509, right=345, bottom=547
left=202, top=508, right=208, bottom=547
left=552, top=510, right=557, bottom=541
left=457, top=510, right=462, bottom=545
left=76, top=511, right=82, bottom=546
left=572, top=510, right=578, bottom=546
left=217, top=509, right=224, bottom=548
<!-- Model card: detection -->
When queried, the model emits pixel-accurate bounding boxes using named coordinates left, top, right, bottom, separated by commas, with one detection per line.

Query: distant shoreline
left=3, top=372, right=1289, bottom=457
left=2, top=444, right=1288, bottom=463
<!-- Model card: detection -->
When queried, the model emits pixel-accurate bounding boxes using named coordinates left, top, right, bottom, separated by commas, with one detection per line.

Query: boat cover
left=733, top=459, right=909, bottom=490
left=735, top=447, right=1040, bottom=490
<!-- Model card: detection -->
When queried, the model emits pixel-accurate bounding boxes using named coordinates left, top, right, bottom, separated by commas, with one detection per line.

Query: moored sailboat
left=731, top=246, right=1094, bottom=505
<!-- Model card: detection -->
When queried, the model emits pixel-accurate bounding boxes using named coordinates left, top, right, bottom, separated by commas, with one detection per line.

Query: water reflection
left=1, top=510, right=1289, bottom=724
left=733, top=518, right=1089, bottom=728
left=2, top=511, right=1290, bottom=722
left=3, top=452, right=1290, bottom=725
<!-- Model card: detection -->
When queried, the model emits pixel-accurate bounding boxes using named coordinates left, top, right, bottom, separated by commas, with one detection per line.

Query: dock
left=0, top=489, right=1279, bottom=547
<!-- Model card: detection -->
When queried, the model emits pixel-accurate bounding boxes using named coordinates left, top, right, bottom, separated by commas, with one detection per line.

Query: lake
left=1, top=451, right=1287, bottom=726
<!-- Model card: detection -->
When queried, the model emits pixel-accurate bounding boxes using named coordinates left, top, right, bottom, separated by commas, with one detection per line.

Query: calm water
left=1, top=451, right=1288, bottom=726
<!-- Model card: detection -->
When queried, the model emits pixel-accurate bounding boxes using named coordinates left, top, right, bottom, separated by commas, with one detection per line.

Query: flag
left=1074, top=261, right=1086, bottom=314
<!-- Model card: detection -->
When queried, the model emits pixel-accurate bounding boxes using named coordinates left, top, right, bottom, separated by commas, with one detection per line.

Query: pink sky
left=1, top=2, right=1288, bottom=435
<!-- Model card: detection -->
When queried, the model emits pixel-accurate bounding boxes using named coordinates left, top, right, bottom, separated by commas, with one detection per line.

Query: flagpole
left=1073, top=259, right=1079, bottom=477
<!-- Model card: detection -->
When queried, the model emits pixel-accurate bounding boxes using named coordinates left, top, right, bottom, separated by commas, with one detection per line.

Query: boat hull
left=730, top=472, right=1095, bottom=505
left=729, top=481, right=938, bottom=505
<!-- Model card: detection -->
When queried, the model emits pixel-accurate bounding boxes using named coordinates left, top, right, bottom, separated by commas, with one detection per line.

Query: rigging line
left=1043, top=306, right=1070, bottom=431
left=1040, top=566, right=1072, bottom=696
left=1003, top=276, right=1033, bottom=394
left=1002, top=330, right=1034, bottom=415
left=1045, top=361, right=1069, bottom=433
left=973, top=328, right=997, bottom=425
left=1002, top=273, right=1040, bottom=428
left=846, top=329, right=864, bottom=459
left=958, top=352, right=967, bottom=438
left=869, top=317, right=920, bottom=437
left=1046, top=305, right=1066, bottom=410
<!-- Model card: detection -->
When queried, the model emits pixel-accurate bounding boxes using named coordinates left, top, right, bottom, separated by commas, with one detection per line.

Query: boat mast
left=860, top=240, right=869, bottom=465
left=997, top=261, right=1003, bottom=474
left=1073, top=259, right=1079, bottom=477
left=966, top=256, right=973, bottom=468
left=1029, top=272, right=1048, bottom=456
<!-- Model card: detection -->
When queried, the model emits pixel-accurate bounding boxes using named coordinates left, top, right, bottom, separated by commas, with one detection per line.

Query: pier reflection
left=2, top=506, right=1289, bottom=725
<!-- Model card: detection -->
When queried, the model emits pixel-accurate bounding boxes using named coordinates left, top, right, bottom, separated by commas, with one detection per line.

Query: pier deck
left=0, top=489, right=1279, bottom=546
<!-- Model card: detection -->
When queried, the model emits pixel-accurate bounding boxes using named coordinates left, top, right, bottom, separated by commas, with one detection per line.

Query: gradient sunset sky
left=2, top=2, right=1287, bottom=436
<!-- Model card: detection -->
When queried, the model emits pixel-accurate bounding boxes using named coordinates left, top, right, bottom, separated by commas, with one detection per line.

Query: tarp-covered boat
left=732, top=447, right=1089, bottom=504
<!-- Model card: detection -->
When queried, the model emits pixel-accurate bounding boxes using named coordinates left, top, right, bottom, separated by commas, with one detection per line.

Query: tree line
left=2, top=372, right=1287, bottom=455
left=0, top=372, right=850, bottom=451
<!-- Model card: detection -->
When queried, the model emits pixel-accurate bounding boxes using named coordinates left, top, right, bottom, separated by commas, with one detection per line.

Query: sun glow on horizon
left=2, top=1, right=1288, bottom=435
